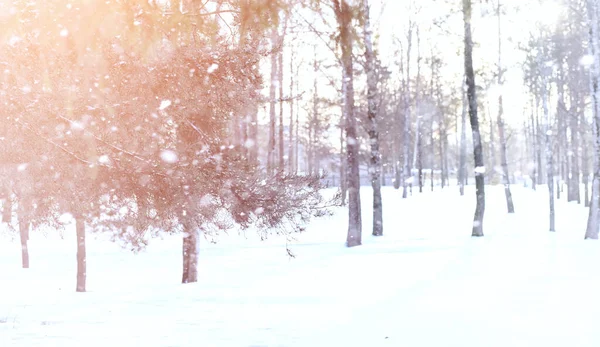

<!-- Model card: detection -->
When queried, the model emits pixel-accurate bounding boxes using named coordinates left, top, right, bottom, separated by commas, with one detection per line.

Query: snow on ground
left=1, top=185, right=600, bottom=346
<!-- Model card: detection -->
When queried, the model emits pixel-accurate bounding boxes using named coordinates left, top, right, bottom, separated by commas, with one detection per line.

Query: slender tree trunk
left=2, top=188, right=11, bottom=223
left=181, top=220, right=199, bottom=283
left=541, top=60, right=556, bottom=232
left=402, top=22, right=413, bottom=199
left=278, top=40, right=285, bottom=172
left=585, top=0, right=600, bottom=239
left=431, top=113, right=436, bottom=192
left=288, top=43, right=295, bottom=174
left=463, top=0, right=485, bottom=237
left=312, top=48, right=320, bottom=176
left=414, top=27, right=423, bottom=193
left=334, top=0, right=362, bottom=247
left=459, top=76, right=467, bottom=196
left=568, top=106, right=581, bottom=203
left=362, top=0, right=382, bottom=236
left=536, top=101, right=544, bottom=185
left=295, top=71, right=300, bottom=175
left=583, top=109, right=590, bottom=207
left=249, top=106, right=258, bottom=162
left=18, top=201, right=29, bottom=269
left=267, top=26, right=278, bottom=175
left=395, top=44, right=404, bottom=191
left=75, top=215, right=86, bottom=292
left=488, top=108, right=496, bottom=182
left=340, top=121, right=347, bottom=205
left=530, top=100, right=537, bottom=190
left=496, top=0, right=514, bottom=213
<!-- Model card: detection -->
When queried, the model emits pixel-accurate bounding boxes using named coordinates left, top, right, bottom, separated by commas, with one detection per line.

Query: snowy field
left=1, top=185, right=600, bottom=347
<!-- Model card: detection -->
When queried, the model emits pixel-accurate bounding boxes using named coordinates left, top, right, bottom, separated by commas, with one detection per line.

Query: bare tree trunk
left=541, top=60, right=556, bottom=232
left=415, top=27, right=423, bottom=193
left=583, top=109, right=590, bottom=207
left=75, top=215, right=86, bottom=292
left=18, top=199, right=29, bottom=269
left=2, top=189, right=11, bottom=224
left=362, top=0, right=382, bottom=236
left=529, top=99, right=537, bottom=190
left=585, top=0, right=600, bottom=239
left=334, top=0, right=362, bottom=247
left=459, top=76, right=467, bottom=196
left=267, top=26, right=278, bottom=175
left=463, top=0, right=485, bottom=237
left=249, top=106, right=258, bottom=162
left=295, top=69, right=300, bottom=175
left=402, top=21, right=413, bottom=199
left=536, top=101, right=544, bottom=184
left=568, top=105, right=581, bottom=203
left=311, top=48, right=321, bottom=176
left=181, top=220, right=199, bottom=283
left=486, top=106, right=496, bottom=183
left=431, top=112, right=436, bottom=192
left=496, top=0, right=514, bottom=213
left=278, top=39, right=285, bottom=172
left=288, top=43, right=295, bottom=174
left=394, top=44, right=404, bottom=191
left=339, top=121, right=347, bottom=205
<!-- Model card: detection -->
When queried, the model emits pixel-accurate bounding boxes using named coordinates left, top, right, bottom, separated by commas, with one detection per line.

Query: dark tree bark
left=334, top=0, right=362, bottom=247
left=463, top=0, right=485, bottom=237
left=75, top=216, right=86, bottom=292
left=181, top=220, right=199, bottom=283
left=362, top=0, right=382, bottom=236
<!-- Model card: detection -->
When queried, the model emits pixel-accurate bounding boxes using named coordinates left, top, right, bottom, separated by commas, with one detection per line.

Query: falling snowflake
left=159, top=100, right=172, bottom=110
left=207, top=63, right=219, bottom=73
left=98, top=155, right=110, bottom=164
left=60, top=28, right=69, bottom=37
left=474, top=166, right=486, bottom=174
left=580, top=55, right=594, bottom=67
left=160, top=149, right=178, bottom=163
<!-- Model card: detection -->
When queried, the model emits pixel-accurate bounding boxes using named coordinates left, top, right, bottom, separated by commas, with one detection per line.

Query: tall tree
left=362, top=0, right=383, bottom=236
left=333, top=0, right=362, bottom=247
left=459, top=75, right=468, bottom=196
left=496, top=0, right=515, bottom=213
left=267, top=24, right=279, bottom=175
left=463, top=0, right=485, bottom=237
left=402, top=20, right=414, bottom=199
left=585, top=0, right=600, bottom=239
left=541, top=58, right=556, bottom=232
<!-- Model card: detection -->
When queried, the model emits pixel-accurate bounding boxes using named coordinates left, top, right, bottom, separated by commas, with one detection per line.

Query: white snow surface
left=1, top=185, right=600, bottom=346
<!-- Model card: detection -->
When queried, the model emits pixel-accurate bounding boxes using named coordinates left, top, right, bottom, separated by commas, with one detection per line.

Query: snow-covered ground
left=1, top=185, right=600, bottom=346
